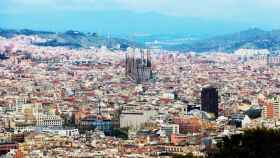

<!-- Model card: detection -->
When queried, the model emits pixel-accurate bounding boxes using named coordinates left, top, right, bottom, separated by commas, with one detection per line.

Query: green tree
left=112, top=128, right=128, bottom=140
left=208, top=128, right=280, bottom=158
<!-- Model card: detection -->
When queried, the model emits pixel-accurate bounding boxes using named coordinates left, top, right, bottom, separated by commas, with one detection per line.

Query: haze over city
left=2, top=0, right=280, bottom=36
left=1, top=1, right=280, bottom=158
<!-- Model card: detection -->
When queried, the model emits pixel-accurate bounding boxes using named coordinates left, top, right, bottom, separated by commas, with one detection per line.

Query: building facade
left=201, top=86, right=219, bottom=117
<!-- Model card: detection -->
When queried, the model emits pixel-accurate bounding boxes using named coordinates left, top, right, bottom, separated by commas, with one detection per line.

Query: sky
left=1, top=0, right=280, bottom=36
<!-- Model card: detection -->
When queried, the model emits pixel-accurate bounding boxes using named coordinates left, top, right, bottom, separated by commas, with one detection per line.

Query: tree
left=208, top=128, right=280, bottom=158
left=112, top=128, right=128, bottom=140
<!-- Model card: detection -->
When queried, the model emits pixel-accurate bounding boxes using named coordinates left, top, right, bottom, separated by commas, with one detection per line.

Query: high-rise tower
left=201, top=86, right=219, bottom=117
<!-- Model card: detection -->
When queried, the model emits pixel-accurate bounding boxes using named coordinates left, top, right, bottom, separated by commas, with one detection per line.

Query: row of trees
left=208, top=128, right=280, bottom=158
left=173, top=128, right=280, bottom=158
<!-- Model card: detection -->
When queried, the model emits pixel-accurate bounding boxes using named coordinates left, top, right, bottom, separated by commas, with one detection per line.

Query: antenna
left=98, top=98, right=101, bottom=115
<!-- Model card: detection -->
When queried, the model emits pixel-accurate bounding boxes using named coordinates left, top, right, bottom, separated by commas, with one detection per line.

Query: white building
left=241, top=115, right=251, bottom=128
left=15, top=97, right=29, bottom=113
left=42, top=128, right=79, bottom=137
left=36, top=114, right=63, bottom=128
left=120, top=110, right=157, bottom=129
left=160, top=124, right=179, bottom=137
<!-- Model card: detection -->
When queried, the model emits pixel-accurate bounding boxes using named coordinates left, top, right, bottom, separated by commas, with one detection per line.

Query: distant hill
left=166, top=28, right=280, bottom=53
left=0, top=28, right=141, bottom=50
left=0, top=28, right=55, bottom=38
left=2, top=28, right=280, bottom=53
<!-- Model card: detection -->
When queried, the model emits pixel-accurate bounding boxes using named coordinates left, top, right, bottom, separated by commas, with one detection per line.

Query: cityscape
left=1, top=0, right=280, bottom=158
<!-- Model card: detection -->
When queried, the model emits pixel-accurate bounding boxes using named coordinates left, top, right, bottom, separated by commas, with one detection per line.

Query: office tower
left=201, top=86, right=219, bottom=117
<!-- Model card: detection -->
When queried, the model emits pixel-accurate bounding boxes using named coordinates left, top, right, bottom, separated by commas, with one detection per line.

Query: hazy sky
left=1, top=0, right=280, bottom=35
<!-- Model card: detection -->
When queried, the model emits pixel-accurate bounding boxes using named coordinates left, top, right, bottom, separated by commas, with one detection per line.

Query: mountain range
left=0, top=28, right=140, bottom=50
left=165, top=28, right=280, bottom=53
left=1, top=28, right=280, bottom=53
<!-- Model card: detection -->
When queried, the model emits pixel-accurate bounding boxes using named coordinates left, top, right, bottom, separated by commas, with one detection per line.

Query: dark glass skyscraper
left=201, top=86, right=219, bottom=117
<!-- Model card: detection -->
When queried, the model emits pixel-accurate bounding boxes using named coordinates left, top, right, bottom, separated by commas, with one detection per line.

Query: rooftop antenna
left=96, top=89, right=102, bottom=116
left=107, top=32, right=112, bottom=48
left=98, top=98, right=101, bottom=115
left=129, top=33, right=137, bottom=48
